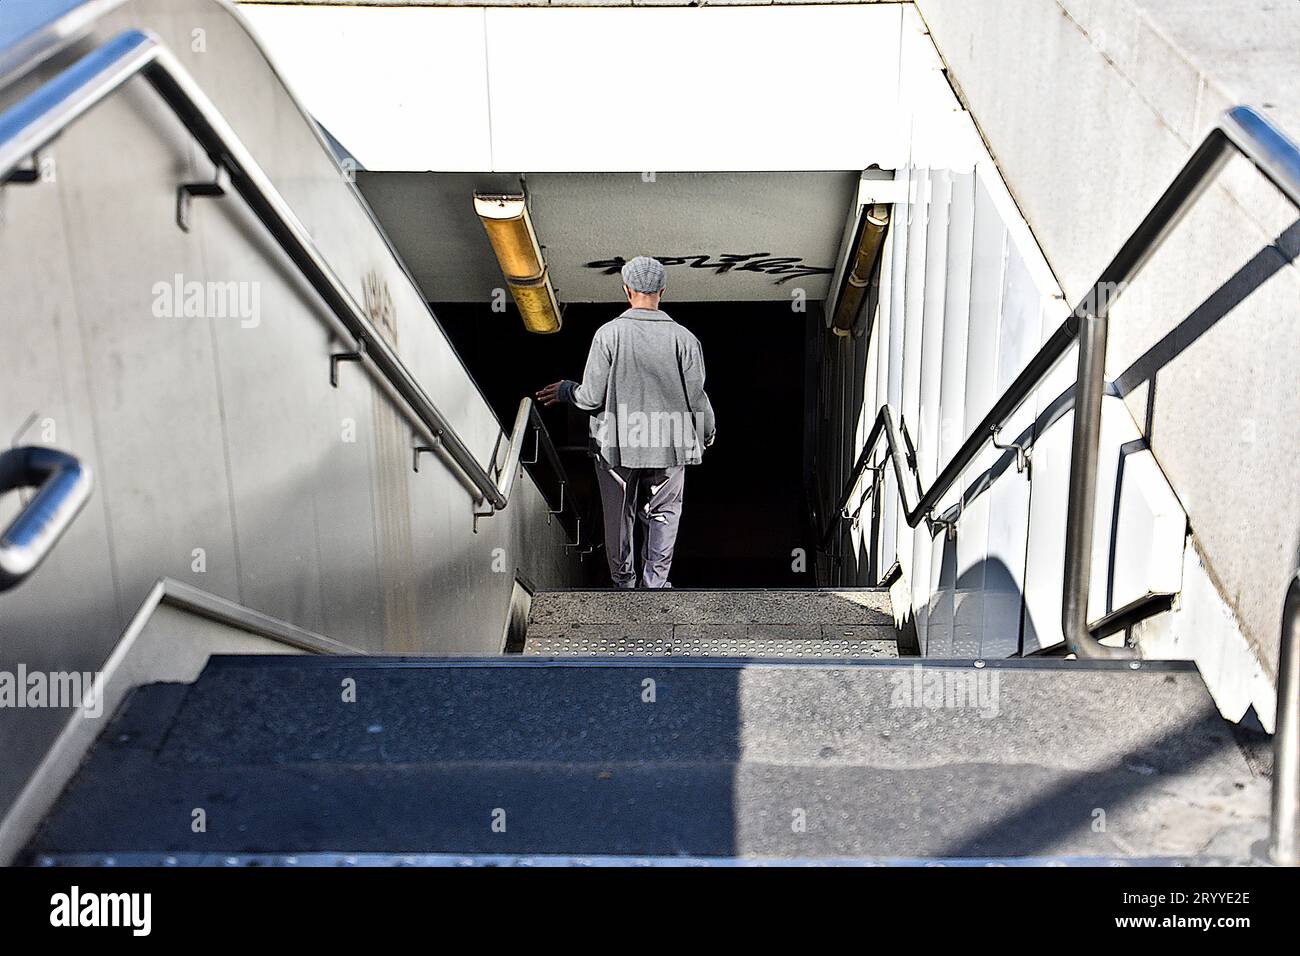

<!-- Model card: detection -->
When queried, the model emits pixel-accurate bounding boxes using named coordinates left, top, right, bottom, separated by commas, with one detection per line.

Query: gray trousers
left=594, top=459, right=686, bottom=589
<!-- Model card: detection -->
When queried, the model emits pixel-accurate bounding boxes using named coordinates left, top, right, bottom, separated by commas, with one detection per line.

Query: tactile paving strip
left=524, top=634, right=898, bottom=658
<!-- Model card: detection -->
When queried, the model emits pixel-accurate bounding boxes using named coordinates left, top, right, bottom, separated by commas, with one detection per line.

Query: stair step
left=523, top=624, right=897, bottom=658
left=23, top=758, right=1264, bottom=861
left=528, top=589, right=893, bottom=627
left=27, top=657, right=1269, bottom=862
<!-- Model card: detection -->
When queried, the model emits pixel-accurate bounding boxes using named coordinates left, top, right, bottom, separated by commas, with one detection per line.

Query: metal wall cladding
left=819, top=152, right=1066, bottom=657
left=822, top=174, right=1193, bottom=655
left=0, top=0, right=581, bottom=821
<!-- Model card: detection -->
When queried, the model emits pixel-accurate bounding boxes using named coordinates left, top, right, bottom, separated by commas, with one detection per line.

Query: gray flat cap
left=620, top=256, right=666, bottom=294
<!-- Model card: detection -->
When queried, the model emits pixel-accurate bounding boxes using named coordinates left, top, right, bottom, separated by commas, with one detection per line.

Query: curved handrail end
left=0, top=446, right=94, bottom=592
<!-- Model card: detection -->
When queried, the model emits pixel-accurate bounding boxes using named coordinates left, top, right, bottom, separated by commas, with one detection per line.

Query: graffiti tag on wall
left=584, top=253, right=833, bottom=285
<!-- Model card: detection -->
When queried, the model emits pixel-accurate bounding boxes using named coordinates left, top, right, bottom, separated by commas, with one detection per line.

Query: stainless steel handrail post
left=1271, top=565, right=1300, bottom=865
left=1061, top=311, right=1130, bottom=658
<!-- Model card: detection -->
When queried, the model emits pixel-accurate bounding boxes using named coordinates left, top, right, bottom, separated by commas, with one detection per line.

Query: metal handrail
left=819, top=405, right=922, bottom=543
left=533, top=404, right=587, bottom=549
left=0, top=29, right=527, bottom=515
left=822, top=105, right=1300, bottom=662
left=493, top=399, right=534, bottom=509
left=483, top=397, right=582, bottom=544
left=0, top=447, right=93, bottom=592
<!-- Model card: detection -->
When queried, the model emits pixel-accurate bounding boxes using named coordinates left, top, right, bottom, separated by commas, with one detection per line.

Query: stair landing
left=525, top=588, right=898, bottom=658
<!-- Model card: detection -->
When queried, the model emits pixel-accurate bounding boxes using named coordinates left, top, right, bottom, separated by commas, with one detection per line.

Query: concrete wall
left=914, top=0, right=1300, bottom=683
left=0, top=0, right=581, bottom=822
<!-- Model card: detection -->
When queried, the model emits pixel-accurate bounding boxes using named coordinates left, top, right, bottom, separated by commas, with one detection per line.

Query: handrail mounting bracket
left=991, top=425, right=1032, bottom=476
left=329, top=350, right=363, bottom=388
left=176, top=165, right=228, bottom=233
left=3, top=150, right=50, bottom=185
left=412, top=436, right=442, bottom=473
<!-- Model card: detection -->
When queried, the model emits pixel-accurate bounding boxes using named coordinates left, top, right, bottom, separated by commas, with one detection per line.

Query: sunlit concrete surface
left=28, top=656, right=1269, bottom=861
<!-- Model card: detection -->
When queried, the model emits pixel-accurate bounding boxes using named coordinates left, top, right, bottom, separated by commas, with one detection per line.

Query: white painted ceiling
left=242, top=4, right=909, bottom=172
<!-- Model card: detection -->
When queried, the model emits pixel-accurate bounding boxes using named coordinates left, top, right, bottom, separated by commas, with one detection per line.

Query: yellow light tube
left=832, top=203, right=891, bottom=336
left=474, top=193, right=545, bottom=281
left=474, top=192, right=562, bottom=333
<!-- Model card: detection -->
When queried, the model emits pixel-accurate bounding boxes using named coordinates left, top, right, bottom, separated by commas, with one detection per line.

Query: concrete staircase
left=524, top=589, right=900, bottom=658
left=25, top=624, right=1271, bottom=864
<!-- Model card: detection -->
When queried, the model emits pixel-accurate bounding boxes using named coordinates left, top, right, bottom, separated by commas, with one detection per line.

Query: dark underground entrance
left=435, top=301, right=818, bottom=588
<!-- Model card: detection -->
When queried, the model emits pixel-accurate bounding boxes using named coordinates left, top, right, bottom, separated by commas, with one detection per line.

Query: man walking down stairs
left=537, top=256, right=716, bottom=590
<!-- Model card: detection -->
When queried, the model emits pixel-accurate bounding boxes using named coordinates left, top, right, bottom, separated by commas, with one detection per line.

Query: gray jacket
left=559, top=308, right=716, bottom=468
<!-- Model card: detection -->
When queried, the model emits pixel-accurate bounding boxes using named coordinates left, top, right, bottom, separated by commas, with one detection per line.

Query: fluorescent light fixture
left=474, top=193, right=562, bottom=334
left=831, top=203, right=890, bottom=336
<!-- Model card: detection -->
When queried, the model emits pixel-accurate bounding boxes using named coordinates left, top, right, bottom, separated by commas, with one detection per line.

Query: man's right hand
left=536, top=381, right=566, bottom=407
